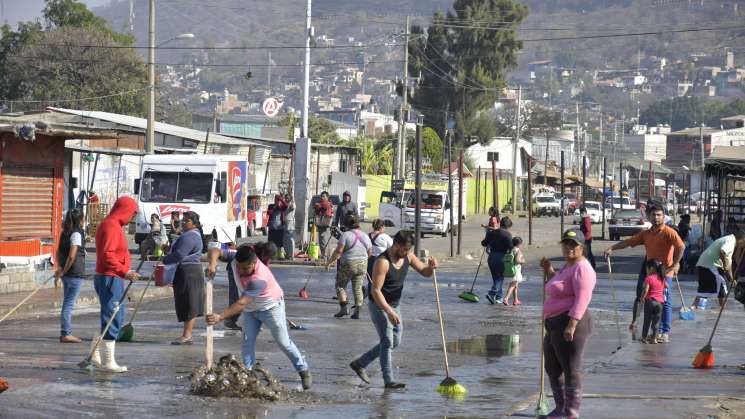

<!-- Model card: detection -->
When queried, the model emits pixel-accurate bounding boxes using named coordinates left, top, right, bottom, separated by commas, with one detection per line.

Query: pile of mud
left=191, top=354, right=285, bottom=400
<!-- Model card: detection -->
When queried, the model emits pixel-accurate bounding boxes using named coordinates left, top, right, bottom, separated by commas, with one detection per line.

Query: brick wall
left=0, top=269, right=55, bottom=294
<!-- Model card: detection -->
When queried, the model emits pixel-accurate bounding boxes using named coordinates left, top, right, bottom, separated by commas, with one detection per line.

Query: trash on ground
left=190, top=354, right=285, bottom=400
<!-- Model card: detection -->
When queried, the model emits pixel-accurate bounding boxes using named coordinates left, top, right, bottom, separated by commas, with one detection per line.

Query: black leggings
left=642, top=300, right=662, bottom=339
left=544, top=311, right=592, bottom=393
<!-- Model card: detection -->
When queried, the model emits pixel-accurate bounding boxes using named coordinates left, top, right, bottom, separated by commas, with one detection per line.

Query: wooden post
left=205, top=277, right=213, bottom=368
left=315, top=147, right=321, bottom=195
left=457, top=150, right=464, bottom=256
left=560, top=151, right=565, bottom=238
left=483, top=172, right=488, bottom=214
left=528, top=157, right=533, bottom=245
left=476, top=166, right=481, bottom=215
left=495, top=170, right=500, bottom=213
left=491, top=159, right=497, bottom=209
left=602, top=157, right=607, bottom=240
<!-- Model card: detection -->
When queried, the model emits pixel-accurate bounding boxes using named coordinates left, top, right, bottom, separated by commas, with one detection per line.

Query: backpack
left=503, top=249, right=518, bottom=277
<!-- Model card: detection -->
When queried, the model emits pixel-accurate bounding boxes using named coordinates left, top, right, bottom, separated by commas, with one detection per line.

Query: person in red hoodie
left=92, top=196, right=140, bottom=373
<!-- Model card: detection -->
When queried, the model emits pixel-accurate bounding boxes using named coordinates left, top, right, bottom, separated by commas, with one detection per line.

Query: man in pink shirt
left=206, top=245, right=311, bottom=390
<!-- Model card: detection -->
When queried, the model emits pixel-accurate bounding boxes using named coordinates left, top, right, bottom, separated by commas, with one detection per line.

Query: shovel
left=458, top=247, right=485, bottom=303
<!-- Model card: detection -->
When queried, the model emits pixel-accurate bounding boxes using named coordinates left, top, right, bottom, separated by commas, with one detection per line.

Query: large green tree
left=641, top=97, right=745, bottom=131
left=409, top=0, right=527, bottom=145
left=406, top=127, right=444, bottom=173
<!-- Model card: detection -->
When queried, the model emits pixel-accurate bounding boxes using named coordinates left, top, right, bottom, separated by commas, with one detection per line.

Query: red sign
left=158, top=204, right=191, bottom=220
left=262, top=97, right=281, bottom=117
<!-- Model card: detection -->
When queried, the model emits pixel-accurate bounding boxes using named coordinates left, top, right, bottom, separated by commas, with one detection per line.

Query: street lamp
left=146, top=2, right=195, bottom=154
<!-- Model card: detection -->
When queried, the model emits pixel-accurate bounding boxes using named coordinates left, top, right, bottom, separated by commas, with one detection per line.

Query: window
left=141, top=171, right=214, bottom=204
left=487, top=152, right=499, bottom=162
left=339, top=158, right=348, bottom=173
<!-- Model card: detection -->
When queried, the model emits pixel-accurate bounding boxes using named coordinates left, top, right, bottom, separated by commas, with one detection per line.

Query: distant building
left=625, top=125, right=670, bottom=163
left=465, top=137, right=533, bottom=176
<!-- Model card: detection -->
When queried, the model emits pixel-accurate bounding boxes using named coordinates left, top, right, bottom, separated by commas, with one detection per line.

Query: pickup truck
left=402, top=190, right=458, bottom=237
left=573, top=201, right=612, bottom=224
left=532, top=195, right=561, bottom=217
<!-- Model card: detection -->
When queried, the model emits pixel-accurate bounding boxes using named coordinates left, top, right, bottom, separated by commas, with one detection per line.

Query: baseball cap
left=561, top=228, right=585, bottom=246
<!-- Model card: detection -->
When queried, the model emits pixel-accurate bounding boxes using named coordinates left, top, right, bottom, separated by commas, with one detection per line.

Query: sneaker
left=495, top=298, right=503, bottom=305
left=384, top=382, right=406, bottom=389
left=513, top=299, right=522, bottom=306
left=349, top=361, right=371, bottom=384
left=485, top=294, right=495, bottom=305
left=658, top=333, right=670, bottom=343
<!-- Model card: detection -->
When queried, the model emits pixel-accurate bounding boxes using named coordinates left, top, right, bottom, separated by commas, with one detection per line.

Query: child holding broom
left=638, top=260, right=667, bottom=344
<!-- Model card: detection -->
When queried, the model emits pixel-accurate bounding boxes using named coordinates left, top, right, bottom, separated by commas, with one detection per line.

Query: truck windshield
left=536, top=197, right=554, bottom=203
left=407, top=193, right=443, bottom=209
left=141, top=171, right=213, bottom=203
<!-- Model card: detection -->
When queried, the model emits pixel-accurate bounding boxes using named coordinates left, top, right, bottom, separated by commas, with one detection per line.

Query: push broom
left=117, top=275, right=152, bottom=342
left=432, top=269, right=467, bottom=397
left=458, top=247, right=485, bottom=303
left=674, top=275, right=695, bottom=321
left=693, top=247, right=744, bottom=369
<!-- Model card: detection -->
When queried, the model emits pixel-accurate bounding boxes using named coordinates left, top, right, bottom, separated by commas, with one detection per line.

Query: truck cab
left=402, top=190, right=458, bottom=237
left=134, top=154, right=250, bottom=246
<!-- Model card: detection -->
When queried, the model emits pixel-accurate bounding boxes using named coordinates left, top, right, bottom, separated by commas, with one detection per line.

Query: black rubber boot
left=334, top=303, right=349, bottom=318
left=299, top=370, right=312, bottom=390
left=350, top=306, right=361, bottom=319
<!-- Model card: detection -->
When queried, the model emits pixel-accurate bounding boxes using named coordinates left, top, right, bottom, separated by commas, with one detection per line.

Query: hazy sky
left=1, top=0, right=110, bottom=27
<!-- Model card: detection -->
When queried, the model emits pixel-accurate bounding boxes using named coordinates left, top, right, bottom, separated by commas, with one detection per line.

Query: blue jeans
left=93, top=275, right=127, bottom=340
left=636, top=264, right=672, bottom=334
left=241, top=300, right=308, bottom=372
left=487, top=251, right=505, bottom=299
left=355, top=301, right=402, bottom=384
left=60, top=276, right=84, bottom=337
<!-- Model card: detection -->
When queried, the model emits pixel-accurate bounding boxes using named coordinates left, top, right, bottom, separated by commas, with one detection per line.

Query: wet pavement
left=1, top=241, right=744, bottom=418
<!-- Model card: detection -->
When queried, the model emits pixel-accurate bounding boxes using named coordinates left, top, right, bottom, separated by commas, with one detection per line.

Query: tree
left=8, top=27, right=147, bottom=115
left=406, top=127, right=444, bottom=173
left=408, top=1, right=528, bottom=145
left=355, top=137, right=394, bottom=175
left=43, top=0, right=133, bottom=44
left=639, top=97, right=745, bottom=131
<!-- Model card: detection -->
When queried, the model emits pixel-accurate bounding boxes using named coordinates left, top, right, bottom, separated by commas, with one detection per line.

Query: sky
left=1, top=0, right=110, bottom=27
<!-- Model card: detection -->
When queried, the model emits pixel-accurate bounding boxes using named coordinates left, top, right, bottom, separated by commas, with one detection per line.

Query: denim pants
left=60, top=276, right=84, bottom=337
left=93, top=275, right=127, bottom=340
left=241, top=300, right=308, bottom=372
left=355, top=301, right=402, bottom=384
left=487, top=251, right=506, bottom=299
left=635, top=262, right=672, bottom=334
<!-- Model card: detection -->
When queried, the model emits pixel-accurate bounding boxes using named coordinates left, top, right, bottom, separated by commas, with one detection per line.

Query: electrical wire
left=0, top=87, right=151, bottom=104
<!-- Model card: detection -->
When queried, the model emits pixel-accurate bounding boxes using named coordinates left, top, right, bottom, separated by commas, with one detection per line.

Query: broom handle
left=606, top=256, right=623, bottom=349
left=469, top=247, right=486, bottom=292
left=432, top=269, right=451, bottom=378
left=538, top=271, right=547, bottom=400
left=127, top=276, right=152, bottom=325
left=205, top=277, right=213, bottom=367
left=89, top=280, right=134, bottom=359
left=0, top=274, right=55, bottom=324
left=673, top=275, right=688, bottom=308
left=705, top=247, right=745, bottom=346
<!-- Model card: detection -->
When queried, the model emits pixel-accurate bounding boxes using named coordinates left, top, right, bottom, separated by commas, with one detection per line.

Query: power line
left=21, top=41, right=407, bottom=51
left=1, top=87, right=150, bottom=104
left=9, top=55, right=402, bottom=68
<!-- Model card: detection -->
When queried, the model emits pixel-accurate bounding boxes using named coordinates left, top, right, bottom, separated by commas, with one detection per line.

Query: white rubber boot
left=88, top=335, right=102, bottom=367
left=101, top=340, right=127, bottom=373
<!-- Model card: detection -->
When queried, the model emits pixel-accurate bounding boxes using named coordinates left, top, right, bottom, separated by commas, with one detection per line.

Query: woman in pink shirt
left=540, top=228, right=597, bottom=419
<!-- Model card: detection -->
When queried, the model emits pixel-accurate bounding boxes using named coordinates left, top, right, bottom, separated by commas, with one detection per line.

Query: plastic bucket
left=154, top=264, right=166, bottom=287
left=307, top=242, right=320, bottom=260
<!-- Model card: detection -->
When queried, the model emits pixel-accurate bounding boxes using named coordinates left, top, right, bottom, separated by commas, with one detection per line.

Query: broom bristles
left=692, top=346, right=714, bottom=369
left=436, top=382, right=468, bottom=397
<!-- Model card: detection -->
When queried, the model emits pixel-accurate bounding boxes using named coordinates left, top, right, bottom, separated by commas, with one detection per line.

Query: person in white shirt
left=367, top=218, right=394, bottom=279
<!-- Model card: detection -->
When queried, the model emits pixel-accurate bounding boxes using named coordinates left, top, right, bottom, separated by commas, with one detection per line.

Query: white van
left=134, top=154, right=250, bottom=246
left=402, top=190, right=458, bottom=237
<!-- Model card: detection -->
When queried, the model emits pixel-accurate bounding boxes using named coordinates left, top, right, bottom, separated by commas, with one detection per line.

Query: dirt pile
left=190, top=354, right=285, bottom=400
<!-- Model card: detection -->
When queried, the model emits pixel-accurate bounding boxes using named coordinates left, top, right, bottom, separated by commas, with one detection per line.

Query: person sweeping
left=540, top=229, right=597, bottom=419
left=206, top=245, right=312, bottom=390
left=691, top=231, right=745, bottom=310
left=91, top=196, right=141, bottom=372
left=348, top=231, right=438, bottom=389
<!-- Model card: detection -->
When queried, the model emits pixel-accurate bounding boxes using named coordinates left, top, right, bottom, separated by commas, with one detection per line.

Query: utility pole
left=129, top=0, right=135, bottom=34
left=575, top=102, right=580, bottom=174
left=560, top=151, right=565, bottom=238
left=397, top=15, right=410, bottom=180
left=699, top=123, right=705, bottom=221
left=267, top=51, right=272, bottom=93
left=414, top=118, right=423, bottom=256
left=146, top=0, right=155, bottom=153
left=602, top=157, right=607, bottom=240
left=301, top=0, right=312, bottom=138
left=511, top=85, right=521, bottom=214
left=458, top=150, right=464, bottom=255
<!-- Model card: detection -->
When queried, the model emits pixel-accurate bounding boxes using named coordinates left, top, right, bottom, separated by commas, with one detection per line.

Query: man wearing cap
left=603, top=203, right=684, bottom=343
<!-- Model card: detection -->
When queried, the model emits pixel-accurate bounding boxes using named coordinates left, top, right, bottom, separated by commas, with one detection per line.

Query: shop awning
left=705, top=146, right=745, bottom=176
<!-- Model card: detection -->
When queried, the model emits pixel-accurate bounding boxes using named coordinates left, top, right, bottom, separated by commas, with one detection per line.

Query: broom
left=674, top=275, right=695, bottom=320
left=458, top=247, right=485, bottom=303
left=534, top=271, right=550, bottom=417
left=432, top=269, right=468, bottom=397
left=298, top=266, right=315, bottom=299
left=693, top=247, right=745, bottom=369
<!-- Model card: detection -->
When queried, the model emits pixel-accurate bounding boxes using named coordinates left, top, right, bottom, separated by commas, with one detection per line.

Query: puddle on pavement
left=447, top=334, right=522, bottom=357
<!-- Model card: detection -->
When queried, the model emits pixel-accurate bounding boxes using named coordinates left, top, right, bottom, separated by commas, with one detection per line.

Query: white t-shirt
left=370, top=232, right=393, bottom=257
left=70, top=232, right=82, bottom=247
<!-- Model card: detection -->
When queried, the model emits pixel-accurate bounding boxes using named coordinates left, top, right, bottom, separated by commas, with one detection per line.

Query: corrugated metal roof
left=47, top=107, right=269, bottom=149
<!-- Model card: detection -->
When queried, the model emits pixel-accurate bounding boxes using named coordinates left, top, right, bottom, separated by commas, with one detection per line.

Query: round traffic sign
left=262, top=97, right=281, bottom=117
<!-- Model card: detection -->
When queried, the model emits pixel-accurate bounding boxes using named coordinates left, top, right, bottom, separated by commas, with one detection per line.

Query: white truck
left=133, top=154, right=250, bottom=246
left=402, top=190, right=459, bottom=237
left=606, top=196, right=635, bottom=211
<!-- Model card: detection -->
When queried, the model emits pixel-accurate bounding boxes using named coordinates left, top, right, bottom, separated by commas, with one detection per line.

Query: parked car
left=572, top=201, right=612, bottom=224
left=532, top=195, right=561, bottom=217
left=608, top=209, right=651, bottom=240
